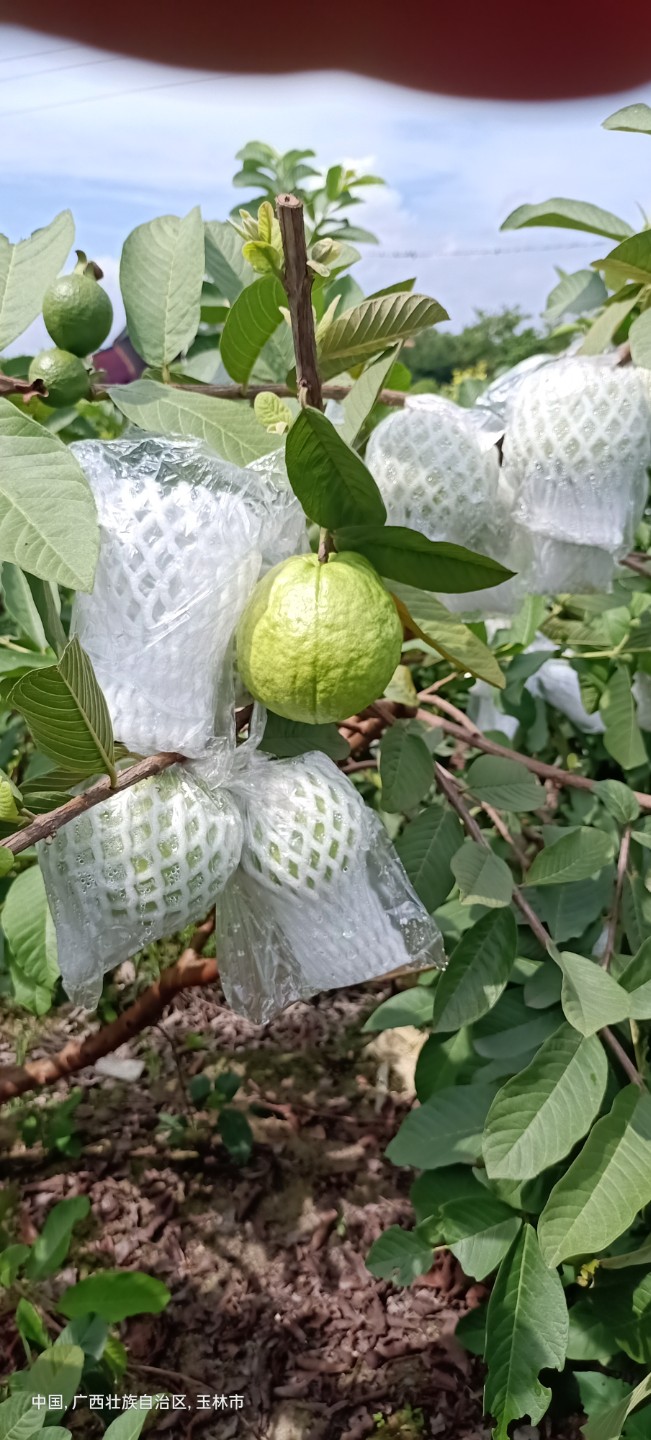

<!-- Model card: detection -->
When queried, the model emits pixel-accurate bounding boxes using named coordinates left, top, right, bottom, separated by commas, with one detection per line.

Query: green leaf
left=0, top=1243, right=29, bottom=1285
left=259, top=712, right=349, bottom=761
left=410, top=1164, right=486, bottom=1223
left=579, top=293, right=642, bottom=356
left=545, top=268, right=607, bottom=321
left=11, top=638, right=115, bottom=781
left=318, top=292, right=448, bottom=379
left=120, top=208, right=204, bottom=367
left=583, top=1374, right=651, bottom=1440
left=24, top=1196, right=90, bottom=1281
left=334, top=526, right=512, bottom=594
left=12, top=1345, right=84, bottom=1413
left=366, top=1225, right=434, bottom=1284
left=600, top=1237, right=651, bottom=1269
left=109, top=379, right=281, bottom=466
left=57, top=1270, right=171, bottom=1324
left=527, top=877, right=606, bottom=944
left=15, top=1298, right=50, bottom=1352
left=567, top=1298, right=615, bottom=1363
left=394, top=802, right=463, bottom=912
left=0, top=1392, right=47, bottom=1438
left=379, top=725, right=432, bottom=812
left=3, top=866, right=59, bottom=1014
left=363, top=986, right=435, bottom=1032
left=431, top=909, right=516, bottom=1034
left=619, top=939, right=651, bottom=1019
left=204, top=219, right=255, bottom=301
left=596, top=780, right=641, bottom=824
left=600, top=666, right=647, bottom=771
left=525, top=828, right=613, bottom=887
left=451, top=839, right=514, bottom=908
left=1, top=565, right=49, bottom=651
left=414, top=1029, right=479, bottom=1099
left=391, top=584, right=505, bottom=689
left=339, top=346, right=401, bottom=445
left=455, top=1303, right=488, bottom=1356
left=473, top=989, right=562, bottom=1058
left=0, top=211, right=74, bottom=351
left=465, top=755, right=544, bottom=811
left=557, top=951, right=631, bottom=1035
left=441, top=1194, right=521, bottom=1281
left=0, top=402, right=98, bottom=592
left=253, top=391, right=294, bottom=432
left=484, top=1225, right=568, bottom=1440
left=218, top=1107, right=254, bottom=1163
left=603, top=102, right=651, bottom=135
left=538, top=1087, right=651, bottom=1266
left=483, top=1025, right=607, bottom=1180
left=629, top=308, right=651, bottom=370
left=386, top=1082, right=496, bottom=1169
left=284, top=407, right=386, bottom=528
left=595, top=232, right=651, bottom=286
left=103, top=1412, right=153, bottom=1440
left=220, top=275, right=286, bottom=385
left=501, top=198, right=633, bottom=241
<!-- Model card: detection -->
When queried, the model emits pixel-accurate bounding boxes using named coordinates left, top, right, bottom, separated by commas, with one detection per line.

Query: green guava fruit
left=28, top=349, right=90, bottom=408
left=236, top=550, right=403, bottom=724
left=42, top=255, right=113, bottom=356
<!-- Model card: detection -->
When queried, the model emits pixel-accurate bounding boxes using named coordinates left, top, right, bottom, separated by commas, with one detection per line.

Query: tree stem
left=276, top=193, right=323, bottom=413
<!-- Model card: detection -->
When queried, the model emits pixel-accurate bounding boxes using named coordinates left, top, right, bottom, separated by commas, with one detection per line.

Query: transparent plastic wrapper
left=245, top=449, right=308, bottom=571
left=501, top=358, right=651, bottom=594
left=217, top=751, right=445, bottom=1023
left=467, top=680, right=520, bottom=740
left=474, top=353, right=560, bottom=426
left=528, top=658, right=606, bottom=735
left=633, top=672, right=651, bottom=732
left=365, top=398, right=525, bottom=617
left=38, top=763, right=243, bottom=1010
left=72, top=436, right=305, bottom=759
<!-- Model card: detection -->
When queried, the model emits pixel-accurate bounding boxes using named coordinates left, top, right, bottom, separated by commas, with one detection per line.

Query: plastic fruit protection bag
left=71, top=435, right=306, bottom=758
left=365, top=397, right=525, bottom=616
left=216, top=749, right=445, bottom=1023
left=38, top=762, right=244, bottom=1010
left=501, top=357, right=651, bottom=594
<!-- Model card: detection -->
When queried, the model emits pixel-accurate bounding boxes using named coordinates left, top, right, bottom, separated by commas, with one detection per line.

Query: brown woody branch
left=174, top=380, right=409, bottom=408
left=0, top=916, right=217, bottom=1103
left=276, top=192, right=323, bottom=413
left=0, top=373, right=48, bottom=402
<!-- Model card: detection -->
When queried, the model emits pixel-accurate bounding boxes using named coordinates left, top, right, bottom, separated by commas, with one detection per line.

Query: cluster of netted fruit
left=29, top=252, right=113, bottom=406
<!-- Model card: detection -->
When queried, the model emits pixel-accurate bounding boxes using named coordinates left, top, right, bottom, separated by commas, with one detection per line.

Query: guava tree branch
left=276, top=192, right=323, bottom=412
left=175, top=380, right=409, bottom=408
left=0, top=916, right=217, bottom=1103
left=433, top=759, right=645, bottom=1090
left=417, top=703, right=651, bottom=814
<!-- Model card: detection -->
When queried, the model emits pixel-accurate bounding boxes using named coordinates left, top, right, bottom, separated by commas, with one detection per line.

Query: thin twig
left=601, top=826, right=632, bottom=970
left=433, top=760, right=644, bottom=1089
left=480, top=801, right=531, bottom=871
left=623, top=553, right=651, bottom=576
left=417, top=706, right=651, bottom=814
left=276, top=193, right=322, bottom=412
left=417, top=688, right=478, bottom=733
left=0, top=916, right=216, bottom=1103
left=173, top=380, right=408, bottom=408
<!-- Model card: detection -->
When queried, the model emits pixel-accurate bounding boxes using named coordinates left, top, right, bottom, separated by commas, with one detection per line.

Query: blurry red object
left=7, top=0, right=651, bottom=100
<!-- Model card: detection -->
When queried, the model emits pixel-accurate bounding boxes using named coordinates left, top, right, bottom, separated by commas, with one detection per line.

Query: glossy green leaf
left=579, top=293, right=641, bottom=355
left=366, top=1225, right=434, bottom=1284
left=386, top=1082, right=496, bottom=1169
left=394, top=802, right=463, bottom=912
left=334, top=526, right=512, bottom=595
left=600, top=666, right=647, bottom=770
left=501, top=198, right=633, bottom=241
left=12, top=1345, right=84, bottom=1413
left=285, top=406, right=386, bottom=528
left=545, top=268, right=607, bottom=321
left=363, top=986, right=435, bottom=1032
left=596, top=780, right=641, bottom=823
left=431, top=909, right=516, bottom=1034
left=0, top=402, right=98, bottom=592
left=594, top=231, right=651, bottom=286
left=25, top=1196, right=90, bottom=1281
left=557, top=951, right=631, bottom=1035
left=483, top=1025, right=607, bottom=1180
left=538, top=1087, right=651, bottom=1266
left=379, top=725, right=433, bottom=812
left=204, top=218, right=254, bottom=301
left=220, top=274, right=286, bottom=384
left=451, top=839, right=514, bottom=908
left=414, top=1029, right=479, bottom=1100
left=339, top=346, right=401, bottom=444
left=11, top=638, right=115, bottom=781
left=58, top=1270, right=171, bottom=1323
left=392, top=583, right=505, bottom=688
left=617, top=939, right=651, bottom=1019
left=485, top=1225, right=568, bottom=1440
left=3, top=866, right=59, bottom=1015
left=527, top=876, right=606, bottom=944
left=441, top=1194, right=521, bottom=1281
left=108, top=379, right=281, bottom=466
left=525, top=828, right=613, bottom=887
left=0, top=1244, right=30, bottom=1286
left=318, top=292, right=448, bottom=378
left=0, top=211, right=74, bottom=351
left=473, top=989, right=562, bottom=1059
left=465, top=755, right=544, bottom=811
left=410, top=1164, right=486, bottom=1224
left=583, top=1373, right=651, bottom=1440
left=120, top=208, right=204, bottom=366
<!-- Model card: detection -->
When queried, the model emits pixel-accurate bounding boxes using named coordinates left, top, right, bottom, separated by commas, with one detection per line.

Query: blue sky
left=3, top=22, right=651, bottom=350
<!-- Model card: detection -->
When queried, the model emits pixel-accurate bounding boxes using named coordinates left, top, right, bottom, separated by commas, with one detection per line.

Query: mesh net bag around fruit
left=216, top=750, right=445, bottom=1023
left=501, top=357, right=651, bottom=594
left=38, top=762, right=243, bottom=1010
left=71, top=435, right=305, bottom=759
left=364, top=396, right=525, bottom=617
